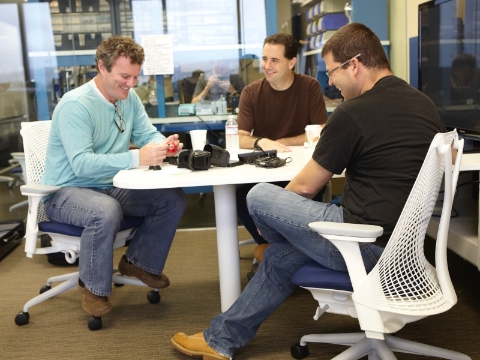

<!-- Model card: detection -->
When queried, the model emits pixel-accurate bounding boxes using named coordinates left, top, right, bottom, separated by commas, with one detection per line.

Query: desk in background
left=150, top=115, right=229, bottom=133
left=149, top=106, right=337, bottom=134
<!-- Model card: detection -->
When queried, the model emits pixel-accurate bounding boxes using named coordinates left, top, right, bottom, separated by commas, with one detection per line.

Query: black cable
left=195, top=116, right=221, bottom=140
left=244, top=145, right=272, bottom=165
left=244, top=145, right=292, bottom=168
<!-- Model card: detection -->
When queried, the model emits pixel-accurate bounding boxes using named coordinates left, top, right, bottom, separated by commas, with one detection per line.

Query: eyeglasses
left=326, top=53, right=361, bottom=79
left=113, top=105, right=125, bottom=133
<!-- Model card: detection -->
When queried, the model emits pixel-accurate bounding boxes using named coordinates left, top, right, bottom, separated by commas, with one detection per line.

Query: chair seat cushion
left=292, top=260, right=353, bottom=292
left=39, top=216, right=145, bottom=237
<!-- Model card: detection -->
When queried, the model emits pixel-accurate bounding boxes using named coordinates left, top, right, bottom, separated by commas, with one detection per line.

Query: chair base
left=16, top=269, right=159, bottom=330
left=293, top=333, right=471, bottom=360
left=238, top=238, right=256, bottom=247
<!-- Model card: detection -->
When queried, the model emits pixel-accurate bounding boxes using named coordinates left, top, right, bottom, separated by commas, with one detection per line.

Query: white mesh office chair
left=14, top=121, right=160, bottom=331
left=291, top=130, right=471, bottom=359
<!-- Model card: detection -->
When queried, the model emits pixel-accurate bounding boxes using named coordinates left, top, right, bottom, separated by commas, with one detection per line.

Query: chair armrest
left=21, top=184, right=60, bottom=258
left=20, top=184, right=61, bottom=196
left=309, top=222, right=383, bottom=243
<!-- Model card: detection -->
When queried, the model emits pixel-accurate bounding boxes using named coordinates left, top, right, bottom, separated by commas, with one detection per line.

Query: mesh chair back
left=361, top=131, right=462, bottom=316
left=21, top=121, right=52, bottom=222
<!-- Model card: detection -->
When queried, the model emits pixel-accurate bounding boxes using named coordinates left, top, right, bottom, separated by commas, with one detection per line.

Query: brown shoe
left=171, top=332, right=229, bottom=360
left=254, top=244, right=269, bottom=263
left=78, top=281, right=112, bottom=317
left=118, top=255, right=170, bottom=289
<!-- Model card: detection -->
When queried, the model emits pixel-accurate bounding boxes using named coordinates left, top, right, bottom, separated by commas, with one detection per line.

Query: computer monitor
left=418, top=0, right=480, bottom=150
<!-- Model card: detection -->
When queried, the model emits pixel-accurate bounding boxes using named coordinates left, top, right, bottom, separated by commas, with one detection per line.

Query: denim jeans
left=204, top=183, right=385, bottom=358
left=236, top=182, right=327, bottom=245
left=43, top=186, right=186, bottom=296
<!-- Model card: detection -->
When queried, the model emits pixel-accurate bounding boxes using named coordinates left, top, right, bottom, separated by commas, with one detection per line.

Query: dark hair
left=263, top=33, right=298, bottom=60
left=95, top=36, right=145, bottom=72
left=321, top=23, right=391, bottom=71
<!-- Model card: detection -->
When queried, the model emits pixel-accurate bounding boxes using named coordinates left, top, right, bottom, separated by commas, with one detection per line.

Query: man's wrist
left=253, top=136, right=266, bottom=149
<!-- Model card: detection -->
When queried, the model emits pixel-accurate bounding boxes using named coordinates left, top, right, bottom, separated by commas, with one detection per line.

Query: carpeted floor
left=0, top=227, right=479, bottom=360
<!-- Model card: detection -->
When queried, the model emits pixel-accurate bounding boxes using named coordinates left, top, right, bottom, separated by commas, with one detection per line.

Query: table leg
left=213, top=184, right=242, bottom=312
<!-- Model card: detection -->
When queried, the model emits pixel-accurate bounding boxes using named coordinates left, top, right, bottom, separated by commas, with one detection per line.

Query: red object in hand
left=167, top=141, right=178, bottom=153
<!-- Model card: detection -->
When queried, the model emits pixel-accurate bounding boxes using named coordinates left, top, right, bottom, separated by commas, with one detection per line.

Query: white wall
left=389, top=0, right=426, bottom=83
left=389, top=0, right=407, bottom=80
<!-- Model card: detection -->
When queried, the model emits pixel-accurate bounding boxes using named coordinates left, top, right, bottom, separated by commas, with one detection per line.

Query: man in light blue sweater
left=41, top=36, right=186, bottom=317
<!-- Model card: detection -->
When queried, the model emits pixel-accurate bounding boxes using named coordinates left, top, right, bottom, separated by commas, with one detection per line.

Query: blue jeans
left=204, top=183, right=384, bottom=358
left=236, top=182, right=326, bottom=245
left=43, top=186, right=186, bottom=296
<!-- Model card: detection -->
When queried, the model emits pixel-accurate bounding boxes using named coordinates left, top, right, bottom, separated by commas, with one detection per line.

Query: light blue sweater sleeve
left=41, top=81, right=165, bottom=189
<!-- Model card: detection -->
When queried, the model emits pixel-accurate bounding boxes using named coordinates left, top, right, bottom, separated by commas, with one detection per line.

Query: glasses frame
left=113, top=105, right=125, bottom=133
left=326, top=53, right=361, bottom=79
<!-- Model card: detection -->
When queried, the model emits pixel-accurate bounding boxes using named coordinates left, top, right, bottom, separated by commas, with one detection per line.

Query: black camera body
left=177, top=144, right=230, bottom=171
left=178, top=150, right=211, bottom=170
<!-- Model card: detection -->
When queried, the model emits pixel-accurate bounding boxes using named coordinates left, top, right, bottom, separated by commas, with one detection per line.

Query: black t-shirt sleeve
left=312, top=107, right=361, bottom=175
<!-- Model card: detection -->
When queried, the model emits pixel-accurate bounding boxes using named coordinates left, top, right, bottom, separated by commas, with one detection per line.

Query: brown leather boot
left=118, top=255, right=170, bottom=289
left=171, top=332, right=229, bottom=360
left=78, top=280, right=112, bottom=317
left=254, top=244, right=269, bottom=263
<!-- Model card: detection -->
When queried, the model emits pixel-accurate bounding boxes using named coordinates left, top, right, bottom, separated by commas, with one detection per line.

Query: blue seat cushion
left=292, top=260, right=353, bottom=292
left=39, top=216, right=144, bottom=237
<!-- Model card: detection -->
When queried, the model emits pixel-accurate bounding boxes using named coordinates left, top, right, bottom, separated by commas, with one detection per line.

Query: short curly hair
left=95, top=36, right=145, bottom=72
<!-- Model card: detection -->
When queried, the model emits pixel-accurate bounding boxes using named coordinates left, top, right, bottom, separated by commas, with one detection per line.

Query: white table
left=114, top=148, right=480, bottom=311
left=113, top=146, right=319, bottom=311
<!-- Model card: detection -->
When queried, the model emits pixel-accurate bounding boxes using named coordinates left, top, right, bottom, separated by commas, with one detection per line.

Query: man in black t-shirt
left=171, top=23, right=446, bottom=360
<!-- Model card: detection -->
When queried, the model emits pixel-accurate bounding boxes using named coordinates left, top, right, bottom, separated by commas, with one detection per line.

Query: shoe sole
left=118, top=260, right=169, bottom=289
left=82, top=306, right=112, bottom=317
left=170, top=338, right=226, bottom=360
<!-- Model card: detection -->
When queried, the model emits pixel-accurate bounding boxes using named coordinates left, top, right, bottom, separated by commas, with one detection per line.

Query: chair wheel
left=291, top=343, right=309, bottom=359
left=147, top=290, right=160, bottom=304
left=15, top=311, right=30, bottom=326
left=88, top=316, right=102, bottom=331
left=40, top=285, right=51, bottom=294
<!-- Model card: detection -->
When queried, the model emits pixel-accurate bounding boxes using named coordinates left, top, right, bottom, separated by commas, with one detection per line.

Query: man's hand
left=217, top=80, right=231, bottom=91
left=164, top=134, right=183, bottom=156
left=207, top=75, right=221, bottom=89
left=208, top=75, right=232, bottom=92
left=256, top=138, right=292, bottom=153
left=139, top=134, right=183, bottom=166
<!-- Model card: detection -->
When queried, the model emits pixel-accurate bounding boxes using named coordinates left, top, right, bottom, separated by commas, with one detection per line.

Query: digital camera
left=177, top=144, right=230, bottom=171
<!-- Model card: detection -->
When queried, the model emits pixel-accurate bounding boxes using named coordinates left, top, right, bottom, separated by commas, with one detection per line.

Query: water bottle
left=216, top=94, right=227, bottom=115
left=225, top=115, right=239, bottom=161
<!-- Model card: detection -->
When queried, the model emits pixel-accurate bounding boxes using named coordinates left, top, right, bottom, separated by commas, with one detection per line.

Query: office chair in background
left=179, top=70, right=203, bottom=104
left=8, top=152, right=28, bottom=212
left=291, top=130, right=471, bottom=359
left=14, top=121, right=160, bottom=331
left=0, top=157, right=20, bottom=188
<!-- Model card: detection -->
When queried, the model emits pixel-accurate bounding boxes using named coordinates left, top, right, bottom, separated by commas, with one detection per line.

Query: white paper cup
left=190, top=130, right=207, bottom=150
left=305, top=125, right=322, bottom=148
